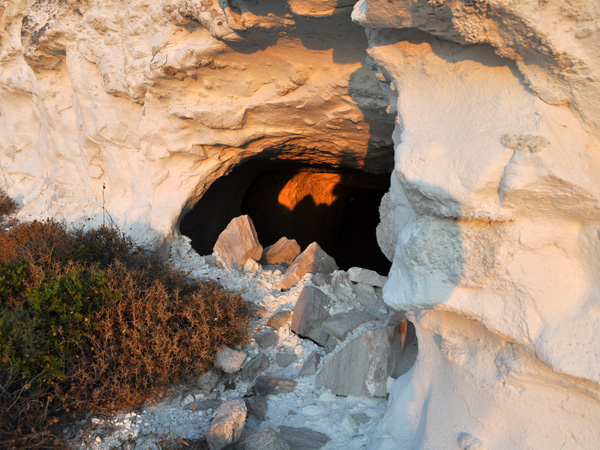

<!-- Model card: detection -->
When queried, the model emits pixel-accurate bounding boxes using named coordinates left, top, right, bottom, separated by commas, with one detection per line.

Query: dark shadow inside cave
left=180, top=158, right=392, bottom=274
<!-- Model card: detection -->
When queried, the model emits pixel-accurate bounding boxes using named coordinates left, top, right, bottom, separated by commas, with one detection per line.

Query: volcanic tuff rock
left=316, top=321, right=415, bottom=397
left=290, top=286, right=334, bottom=347
left=262, top=237, right=301, bottom=266
left=214, top=346, right=247, bottom=373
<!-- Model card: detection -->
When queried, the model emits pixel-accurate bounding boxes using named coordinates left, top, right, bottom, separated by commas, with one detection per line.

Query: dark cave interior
left=180, top=158, right=392, bottom=274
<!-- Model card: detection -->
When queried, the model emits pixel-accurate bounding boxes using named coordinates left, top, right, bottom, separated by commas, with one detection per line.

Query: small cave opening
left=180, top=158, right=392, bottom=275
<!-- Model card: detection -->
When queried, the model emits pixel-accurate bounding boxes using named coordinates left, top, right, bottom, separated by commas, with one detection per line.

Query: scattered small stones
left=215, top=346, right=247, bottom=373
left=280, top=242, right=338, bottom=290
left=262, top=237, right=301, bottom=266
left=252, top=376, right=297, bottom=396
left=266, top=310, right=292, bottom=329
left=213, top=215, right=263, bottom=270
left=278, top=426, right=331, bottom=450
left=241, top=354, right=270, bottom=382
left=290, top=286, right=332, bottom=346
left=245, top=427, right=290, bottom=450
left=207, top=398, right=247, bottom=450
left=299, top=352, right=321, bottom=376
left=256, top=330, right=279, bottom=349
left=347, top=266, right=387, bottom=287
left=186, top=398, right=222, bottom=411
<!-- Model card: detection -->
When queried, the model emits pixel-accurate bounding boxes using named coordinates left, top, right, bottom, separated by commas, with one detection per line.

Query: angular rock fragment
left=256, top=330, right=279, bottom=349
left=245, top=395, right=269, bottom=421
left=215, top=346, right=247, bottom=373
left=197, top=370, right=221, bottom=392
left=213, top=215, right=263, bottom=270
left=275, top=351, right=297, bottom=368
left=311, top=273, right=333, bottom=287
left=241, top=353, right=270, bottom=382
left=245, top=427, right=290, bottom=450
left=280, top=242, right=338, bottom=290
left=252, top=376, right=297, bottom=396
left=278, top=426, right=331, bottom=450
left=316, top=320, right=417, bottom=397
left=299, top=352, right=321, bottom=376
left=262, top=237, right=301, bottom=265
left=347, top=266, right=387, bottom=287
left=266, top=310, right=292, bottom=329
left=351, top=413, right=370, bottom=424
left=321, top=311, right=376, bottom=341
left=244, top=258, right=260, bottom=272
left=290, top=286, right=332, bottom=346
left=207, top=398, right=247, bottom=450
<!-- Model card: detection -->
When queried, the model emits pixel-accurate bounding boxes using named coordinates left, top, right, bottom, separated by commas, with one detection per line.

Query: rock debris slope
left=2, top=0, right=600, bottom=449
left=76, top=233, right=411, bottom=449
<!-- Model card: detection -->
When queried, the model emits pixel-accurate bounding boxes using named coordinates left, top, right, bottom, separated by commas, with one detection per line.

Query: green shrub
left=0, top=210, right=249, bottom=448
left=0, top=263, right=112, bottom=383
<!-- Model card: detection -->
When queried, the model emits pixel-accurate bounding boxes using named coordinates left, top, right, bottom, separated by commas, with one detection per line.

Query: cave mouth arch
left=180, top=157, right=393, bottom=274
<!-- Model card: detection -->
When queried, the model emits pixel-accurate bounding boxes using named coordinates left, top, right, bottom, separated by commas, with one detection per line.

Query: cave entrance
left=180, top=158, right=392, bottom=274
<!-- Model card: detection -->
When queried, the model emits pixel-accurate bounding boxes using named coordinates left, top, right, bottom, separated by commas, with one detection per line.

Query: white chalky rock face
left=353, top=0, right=600, bottom=448
left=2, top=0, right=600, bottom=448
left=0, top=0, right=393, bottom=246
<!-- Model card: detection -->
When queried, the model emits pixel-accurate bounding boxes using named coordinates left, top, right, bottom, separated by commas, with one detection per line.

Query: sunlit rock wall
left=2, top=0, right=600, bottom=448
left=0, top=0, right=393, bottom=246
left=356, top=0, right=600, bottom=448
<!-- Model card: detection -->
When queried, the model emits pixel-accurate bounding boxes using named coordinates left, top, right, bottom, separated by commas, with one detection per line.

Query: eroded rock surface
left=355, top=0, right=600, bottom=448
left=2, top=0, right=600, bottom=448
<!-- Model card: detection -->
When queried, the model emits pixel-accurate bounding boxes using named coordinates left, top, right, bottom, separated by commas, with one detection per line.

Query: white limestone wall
left=354, top=1, right=600, bottom=448
left=0, top=0, right=392, bottom=246
left=2, top=0, right=600, bottom=448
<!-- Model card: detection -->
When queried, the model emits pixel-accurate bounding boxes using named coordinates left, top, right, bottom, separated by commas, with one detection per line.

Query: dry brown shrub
left=0, top=367, right=59, bottom=450
left=0, top=190, right=17, bottom=219
left=1, top=220, right=250, bottom=447
left=0, top=220, right=73, bottom=265
left=57, top=264, right=249, bottom=413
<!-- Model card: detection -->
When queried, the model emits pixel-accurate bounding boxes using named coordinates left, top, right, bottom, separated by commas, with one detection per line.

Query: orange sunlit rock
left=277, top=171, right=342, bottom=210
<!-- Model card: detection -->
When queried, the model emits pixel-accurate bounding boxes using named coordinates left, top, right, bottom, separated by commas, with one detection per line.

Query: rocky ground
left=65, top=225, right=416, bottom=450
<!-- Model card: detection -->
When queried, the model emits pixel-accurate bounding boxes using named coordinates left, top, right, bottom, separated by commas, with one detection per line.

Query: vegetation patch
left=0, top=191, right=249, bottom=449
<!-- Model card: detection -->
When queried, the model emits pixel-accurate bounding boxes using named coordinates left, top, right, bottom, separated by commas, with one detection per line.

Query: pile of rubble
left=79, top=215, right=417, bottom=449
left=198, top=215, right=417, bottom=449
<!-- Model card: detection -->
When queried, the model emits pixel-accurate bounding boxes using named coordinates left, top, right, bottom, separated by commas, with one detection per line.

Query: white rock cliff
left=1, top=0, right=600, bottom=448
